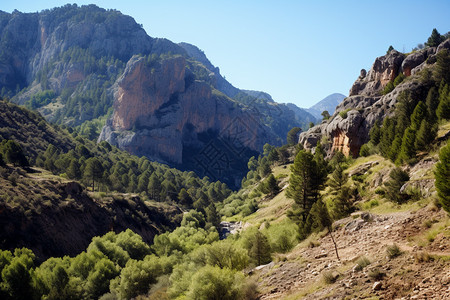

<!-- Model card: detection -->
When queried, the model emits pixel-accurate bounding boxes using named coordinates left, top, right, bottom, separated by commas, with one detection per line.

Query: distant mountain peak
left=305, top=93, right=346, bottom=119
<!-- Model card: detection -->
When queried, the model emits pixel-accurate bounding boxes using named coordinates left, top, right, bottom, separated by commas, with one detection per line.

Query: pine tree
left=259, top=160, right=271, bottom=177
left=247, top=156, right=258, bottom=171
left=205, top=203, right=221, bottom=230
left=268, top=148, right=279, bottom=163
left=386, top=45, right=394, bottom=54
left=193, top=191, right=210, bottom=213
left=434, top=49, right=450, bottom=84
left=380, top=117, right=396, bottom=157
left=425, top=28, right=444, bottom=47
left=388, top=135, right=402, bottom=162
left=369, top=121, right=381, bottom=145
left=265, top=173, right=280, bottom=196
left=0, top=140, right=29, bottom=167
left=178, top=188, right=192, bottom=207
left=437, top=83, right=450, bottom=120
left=249, top=231, right=272, bottom=266
left=147, top=173, right=161, bottom=201
left=435, top=143, right=450, bottom=213
left=127, top=174, right=138, bottom=193
left=306, top=198, right=332, bottom=233
left=321, top=111, right=331, bottom=120
left=395, top=91, right=415, bottom=135
left=84, top=157, right=104, bottom=191
left=425, top=87, right=439, bottom=122
left=287, top=150, right=325, bottom=223
left=306, top=198, right=340, bottom=260
left=137, top=171, right=150, bottom=193
left=332, top=186, right=354, bottom=220
left=313, top=142, right=328, bottom=193
left=384, top=167, right=410, bottom=204
left=415, top=119, right=437, bottom=151
left=410, top=101, right=427, bottom=131
left=287, top=127, right=302, bottom=145
left=396, top=128, right=417, bottom=163
left=327, top=164, right=347, bottom=194
left=67, top=159, right=81, bottom=179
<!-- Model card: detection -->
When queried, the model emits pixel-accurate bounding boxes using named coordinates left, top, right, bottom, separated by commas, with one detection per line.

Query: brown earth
left=255, top=206, right=450, bottom=299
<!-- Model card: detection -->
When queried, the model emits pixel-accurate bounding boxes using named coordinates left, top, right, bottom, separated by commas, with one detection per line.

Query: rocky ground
left=254, top=204, right=450, bottom=299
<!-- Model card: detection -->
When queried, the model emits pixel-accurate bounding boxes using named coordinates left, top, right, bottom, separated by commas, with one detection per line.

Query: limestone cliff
left=99, top=55, right=278, bottom=186
left=299, top=39, right=450, bottom=157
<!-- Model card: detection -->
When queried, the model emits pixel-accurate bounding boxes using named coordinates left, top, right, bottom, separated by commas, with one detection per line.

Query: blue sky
left=2, top=1, right=450, bottom=108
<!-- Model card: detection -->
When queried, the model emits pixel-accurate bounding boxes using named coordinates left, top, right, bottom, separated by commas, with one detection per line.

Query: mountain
left=299, top=39, right=450, bottom=157
left=285, top=103, right=318, bottom=128
left=305, top=93, right=346, bottom=119
left=0, top=5, right=311, bottom=187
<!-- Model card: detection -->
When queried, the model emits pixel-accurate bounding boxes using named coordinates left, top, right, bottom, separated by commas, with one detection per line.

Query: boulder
left=372, top=281, right=383, bottom=291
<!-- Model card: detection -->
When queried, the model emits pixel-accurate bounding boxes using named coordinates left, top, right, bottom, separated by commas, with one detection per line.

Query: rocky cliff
left=99, top=55, right=278, bottom=187
left=299, top=39, right=450, bottom=156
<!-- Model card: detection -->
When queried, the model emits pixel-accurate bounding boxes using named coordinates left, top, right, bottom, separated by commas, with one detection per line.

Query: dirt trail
left=257, top=206, right=450, bottom=299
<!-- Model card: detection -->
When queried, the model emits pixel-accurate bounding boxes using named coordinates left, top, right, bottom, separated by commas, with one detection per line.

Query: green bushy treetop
left=384, top=167, right=410, bottom=203
left=435, top=143, right=450, bottom=213
left=426, top=28, right=445, bottom=47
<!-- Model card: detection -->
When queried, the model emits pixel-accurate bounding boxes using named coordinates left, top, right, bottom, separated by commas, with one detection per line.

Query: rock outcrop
left=99, top=55, right=279, bottom=186
left=299, top=39, right=450, bottom=157
left=349, top=50, right=405, bottom=97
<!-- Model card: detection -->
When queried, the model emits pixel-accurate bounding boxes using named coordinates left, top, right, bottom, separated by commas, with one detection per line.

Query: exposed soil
left=255, top=205, right=450, bottom=299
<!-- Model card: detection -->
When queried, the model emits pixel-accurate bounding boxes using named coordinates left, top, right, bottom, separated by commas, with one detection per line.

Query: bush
left=386, top=244, right=402, bottom=259
left=384, top=168, right=410, bottom=204
left=368, top=268, right=385, bottom=281
left=382, top=81, right=395, bottom=95
left=265, top=220, right=297, bottom=253
left=414, top=252, right=433, bottom=263
left=393, top=73, right=405, bottom=87
left=322, top=271, right=339, bottom=284
left=339, top=109, right=351, bottom=119
left=355, top=256, right=370, bottom=271
left=185, top=266, right=243, bottom=300
left=374, top=188, right=385, bottom=195
left=359, top=144, right=371, bottom=157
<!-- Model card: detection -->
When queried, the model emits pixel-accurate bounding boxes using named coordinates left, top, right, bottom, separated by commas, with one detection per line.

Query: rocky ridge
left=298, top=39, right=450, bottom=157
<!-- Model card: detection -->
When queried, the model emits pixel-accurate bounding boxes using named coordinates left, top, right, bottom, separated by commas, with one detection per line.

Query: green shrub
left=435, top=142, right=450, bottom=213
left=355, top=256, right=370, bottom=271
left=382, top=81, right=395, bottom=95
left=339, top=109, right=351, bottom=119
left=368, top=268, right=385, bottom=280
left=322, top=271, right=338, bottom=284
left=414, top=251, right=433, bottom=263
left=393, top=73, right=405, bottom=87
left=359, top=144, right=371, bottom=157
left=384, top=167, right=410, bottom=204
left=185, top=266, right=243, bottom=300
left=386, top=244, right=402, bottom=259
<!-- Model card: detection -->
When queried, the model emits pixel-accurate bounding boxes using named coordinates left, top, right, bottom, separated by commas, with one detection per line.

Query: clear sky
left=2, top=1, right=450, bottom=108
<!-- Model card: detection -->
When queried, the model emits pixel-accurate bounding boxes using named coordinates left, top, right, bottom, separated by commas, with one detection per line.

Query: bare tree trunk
left=328, top=226, right=340, bottom=261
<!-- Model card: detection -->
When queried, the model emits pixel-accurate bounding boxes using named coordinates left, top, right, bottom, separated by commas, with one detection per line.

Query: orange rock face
left=330, top=129, right=359, bottom=157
